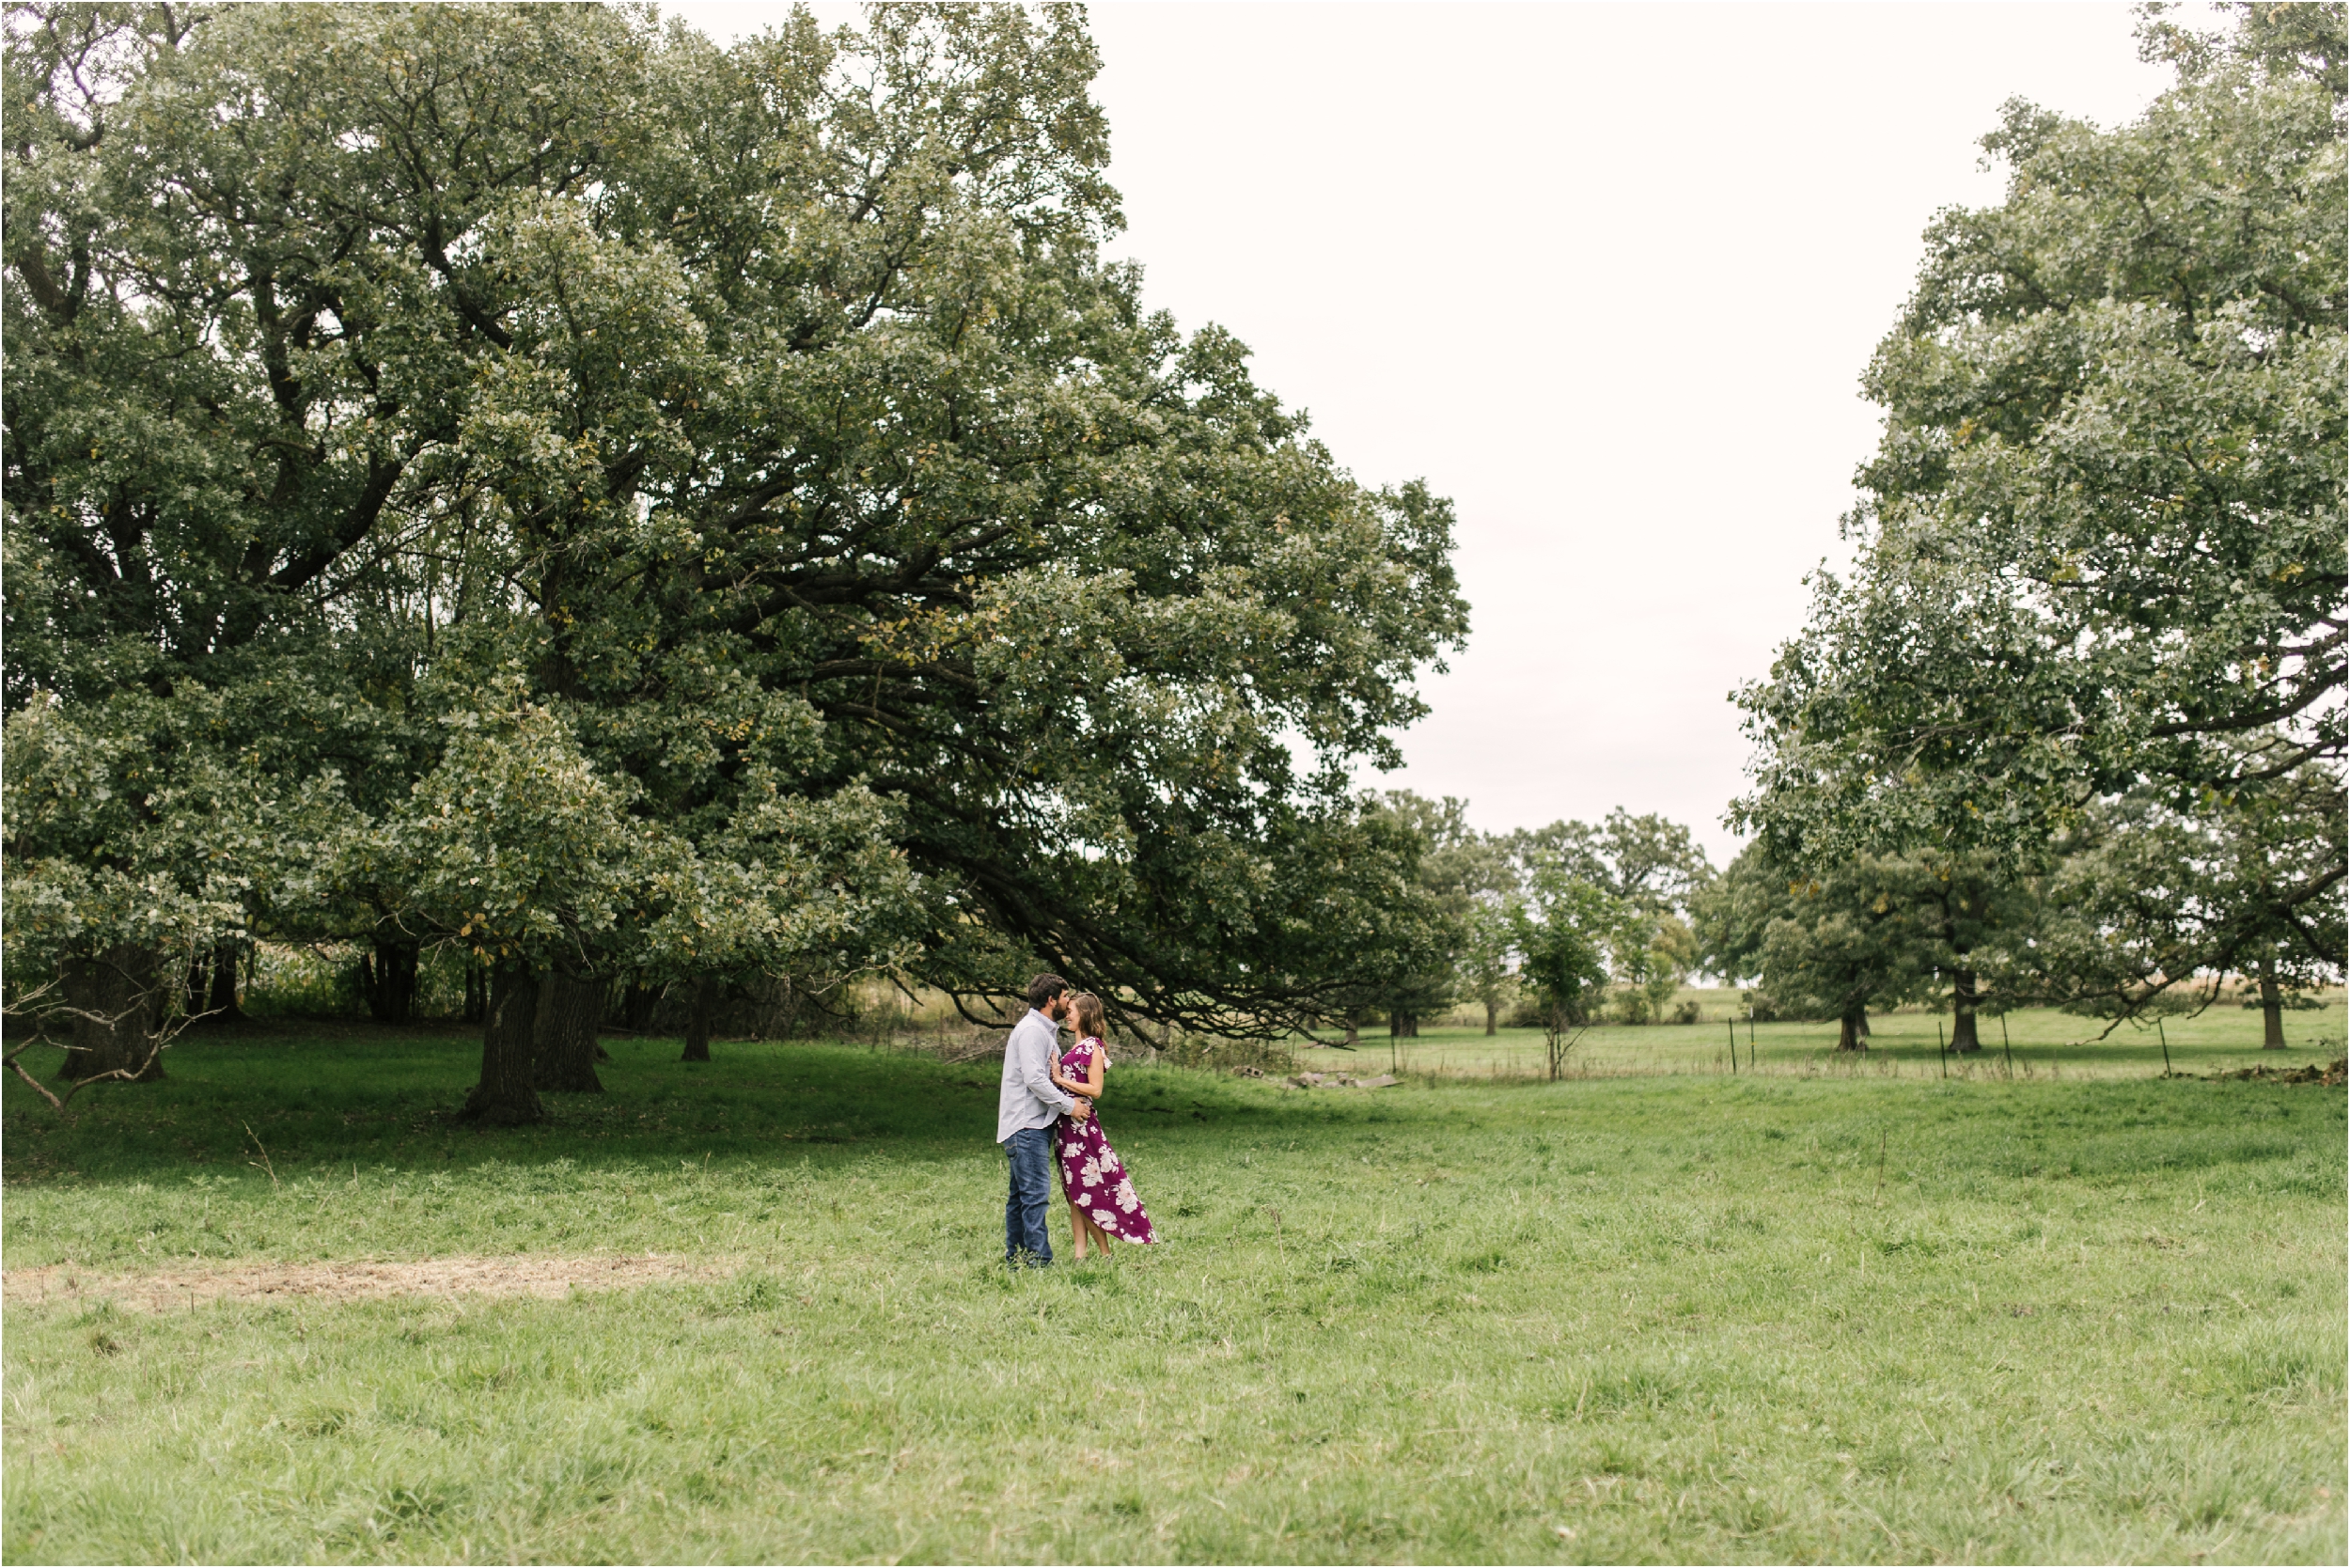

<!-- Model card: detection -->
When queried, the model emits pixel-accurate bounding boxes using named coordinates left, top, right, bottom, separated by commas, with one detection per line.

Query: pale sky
left=670, top=2, right=2178, bottom=863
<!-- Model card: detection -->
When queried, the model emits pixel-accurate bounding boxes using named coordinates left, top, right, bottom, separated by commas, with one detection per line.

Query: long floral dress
left=1054, top=1036, right=1158, bottom=1245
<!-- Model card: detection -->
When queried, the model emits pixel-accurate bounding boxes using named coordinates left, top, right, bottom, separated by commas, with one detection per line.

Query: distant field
left=4, top=1027, right=2343, bottom=1562
left=1349, top=993, right=2350, bottom=1083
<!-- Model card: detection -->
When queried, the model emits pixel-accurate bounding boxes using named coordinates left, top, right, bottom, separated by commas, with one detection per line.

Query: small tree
left=1610, top=910, right=1698, bottom=1024
left=1461, top=899, right=1519, bottom=1036
left=1511, top=863, right=1617, bottom=1080
left=1759, top=862, right=1931, bottom=1051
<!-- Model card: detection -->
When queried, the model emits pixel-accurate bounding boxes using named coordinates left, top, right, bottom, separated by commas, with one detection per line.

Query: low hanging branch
left=1, top=968, right=218, bottom=1116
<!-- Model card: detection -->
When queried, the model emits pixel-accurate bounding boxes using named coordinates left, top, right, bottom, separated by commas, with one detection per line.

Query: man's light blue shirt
left=997, top=1007, right=1076, bottom=1143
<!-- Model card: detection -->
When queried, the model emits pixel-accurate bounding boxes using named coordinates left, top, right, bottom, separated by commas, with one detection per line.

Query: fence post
left=2157, top=1017, right=2171, bottom=1078
left=1728, top=1019, right=1737, bottom=1074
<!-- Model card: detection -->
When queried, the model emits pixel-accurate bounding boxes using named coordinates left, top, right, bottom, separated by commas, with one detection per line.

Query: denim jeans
left=1003, top=1125, right=1055, bottom=1265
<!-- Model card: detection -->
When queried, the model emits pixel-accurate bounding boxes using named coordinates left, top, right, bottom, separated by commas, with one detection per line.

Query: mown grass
left=1367, top=994, right=2349, bottom=1081
left=4, top=1026, right=2344, bottom=1563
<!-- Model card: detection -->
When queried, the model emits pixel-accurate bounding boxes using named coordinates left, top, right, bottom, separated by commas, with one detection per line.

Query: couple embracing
left=996, top=974, right=1159, bottom=1267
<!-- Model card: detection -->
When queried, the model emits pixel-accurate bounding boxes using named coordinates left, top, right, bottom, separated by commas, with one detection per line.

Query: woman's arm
left=1052, top=1049, right=1107, bottom=1102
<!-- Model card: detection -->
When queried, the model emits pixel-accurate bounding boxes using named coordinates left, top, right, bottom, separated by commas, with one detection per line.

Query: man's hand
left=1068, top=1097, right=1093, bottom=1121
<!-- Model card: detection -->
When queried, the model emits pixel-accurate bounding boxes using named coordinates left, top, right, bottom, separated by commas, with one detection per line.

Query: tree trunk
left=186, top=941, right=245, bottom=1023
left=462, top=963, right=545, bottom=1124
left=462, top=959, right=487, bottom=1025
left=618, top=975, right=662, bottom=1031
left=205, top=939, right=243, bottom=1021
left=1836, top=1008, right=1868, bottom=1052
left=773, top=973, right=802, bottom=1041
left=59, top=944, right=166, bottom=1083
left=1949, top=968, right=1982, bottom=1052
left=534, top=969, right=605, bottom=1092
left=2259, top=954, right=2287, bottom=1050
left=1483, top=999, right=1497, bottom=1037
left=185, top=949, right=211, bottom=1021
left=681, top=977, right=715, bottom=1062
left=364, top=931, right=420, bottom=1024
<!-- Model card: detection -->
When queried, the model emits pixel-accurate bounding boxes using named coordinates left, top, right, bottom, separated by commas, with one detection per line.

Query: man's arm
left=1017, top=1019, right=1078, bottom=1117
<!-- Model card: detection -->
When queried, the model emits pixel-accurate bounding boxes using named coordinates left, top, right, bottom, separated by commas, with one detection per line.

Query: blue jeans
left=1003, top=1125, right=1055, bottom=1265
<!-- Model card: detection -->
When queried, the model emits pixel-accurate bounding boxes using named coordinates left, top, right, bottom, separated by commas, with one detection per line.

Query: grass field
left=4, top=1021, right=2344, bottom=1563
left=1362, top=992, right=2350, bottom=1082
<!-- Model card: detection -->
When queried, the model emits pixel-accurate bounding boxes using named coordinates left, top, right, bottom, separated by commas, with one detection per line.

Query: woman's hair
left=1068, top=992, right=1106, bottom=1041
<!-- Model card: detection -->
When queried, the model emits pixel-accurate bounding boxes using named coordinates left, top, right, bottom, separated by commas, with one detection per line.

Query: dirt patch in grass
left=6, top=1253, right=733, bottom=1312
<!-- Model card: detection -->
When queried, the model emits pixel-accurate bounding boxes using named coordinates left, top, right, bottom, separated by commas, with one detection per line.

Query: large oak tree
left=4, top=3, right=1468, bottom=1111
left=1732, top=4, right=2345, bottom=1021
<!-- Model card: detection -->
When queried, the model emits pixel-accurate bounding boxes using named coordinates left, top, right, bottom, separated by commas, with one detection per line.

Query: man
left=998, top=973, right=1090, bottom=1266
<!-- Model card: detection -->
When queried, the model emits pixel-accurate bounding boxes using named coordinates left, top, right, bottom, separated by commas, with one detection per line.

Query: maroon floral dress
left=1054, top=1036, right=1158, bottom=1245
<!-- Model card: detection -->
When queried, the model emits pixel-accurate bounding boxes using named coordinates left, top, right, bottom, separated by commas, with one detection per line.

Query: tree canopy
left=3, top=2, right=1469, bottom=1105
left=1731, top=2, right=2345, bottom=1022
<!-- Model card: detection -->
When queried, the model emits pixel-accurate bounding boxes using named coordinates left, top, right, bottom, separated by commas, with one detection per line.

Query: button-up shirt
left=996, top=1007, right=1076, bottom=1143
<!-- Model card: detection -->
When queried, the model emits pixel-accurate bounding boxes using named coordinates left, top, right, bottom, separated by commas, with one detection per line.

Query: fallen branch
left=3, top=1044, right=66, bottom=1113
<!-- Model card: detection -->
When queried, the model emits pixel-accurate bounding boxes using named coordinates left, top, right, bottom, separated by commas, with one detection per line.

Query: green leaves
left=1732, top=6, right=2343, bottom=1010
left=1510, top=864, right=1619, bottom=1036
left=1741, top=8, right=2343, bottom=855
left=4, top=3, right=1469, bottom=1033
left=375, top=689, right=648, bottom=964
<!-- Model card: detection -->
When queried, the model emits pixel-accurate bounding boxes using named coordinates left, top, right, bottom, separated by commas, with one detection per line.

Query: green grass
left=1371, top=993, right=2349, bottom=1081
left=5, top=1024, right=2344, bottom=1562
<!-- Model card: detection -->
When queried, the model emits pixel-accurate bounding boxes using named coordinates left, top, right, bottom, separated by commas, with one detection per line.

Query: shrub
left=1163, top=1032, right=1295, bottom=1074
left=243, top=942, right=363, bottom=1018
left=1505, top=995, right=1589, bottom=1029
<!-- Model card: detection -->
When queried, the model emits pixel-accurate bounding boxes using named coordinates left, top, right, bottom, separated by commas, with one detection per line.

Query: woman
left=1049, top=993, right=1159, bottom=1258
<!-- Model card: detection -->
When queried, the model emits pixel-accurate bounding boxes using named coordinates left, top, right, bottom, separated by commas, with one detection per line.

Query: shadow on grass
left=6, top=1016, right=2343, bottom=1204
left=0, top=1020, right=1291, bottom=1184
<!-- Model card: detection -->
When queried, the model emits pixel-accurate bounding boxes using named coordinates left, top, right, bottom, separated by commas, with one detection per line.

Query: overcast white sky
left=671, top=3, right=2178, bottom=862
